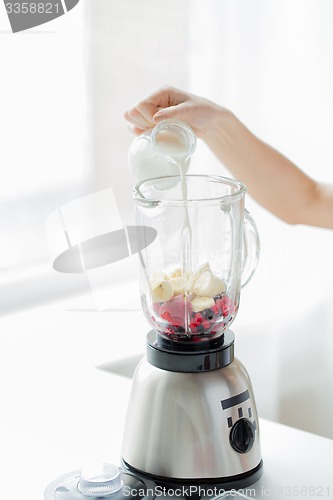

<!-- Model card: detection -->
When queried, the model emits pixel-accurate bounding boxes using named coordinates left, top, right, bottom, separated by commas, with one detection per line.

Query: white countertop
left=0, top=294, right=332, bottom=500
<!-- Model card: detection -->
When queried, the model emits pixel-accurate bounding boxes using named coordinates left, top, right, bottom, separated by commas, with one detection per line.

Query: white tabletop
left=0, top=295, right=332, bottom=500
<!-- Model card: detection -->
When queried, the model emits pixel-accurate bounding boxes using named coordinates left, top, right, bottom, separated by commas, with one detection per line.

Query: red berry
left=211, top=323, right=222, bottom=334
left=211, top=304, right=219, bottom=315
left=202, top=320, right=210, bottom=330
left=161, top=311, right=172, bottom=323
left=159, top=295, right=192, bottom=329
left=193, top=313, right=203, bottom=325
left=215, top=295, right=233, bottom=317
left=221, top=296, right=232, bottom=316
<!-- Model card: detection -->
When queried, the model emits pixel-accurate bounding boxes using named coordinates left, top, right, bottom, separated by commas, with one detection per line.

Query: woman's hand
left=124, top=86, right=221, bottom=140
left=124, top=86, right=333, bottom=228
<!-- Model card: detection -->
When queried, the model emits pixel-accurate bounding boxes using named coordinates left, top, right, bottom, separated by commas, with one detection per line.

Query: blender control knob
left=229, top=418, right=255, bottom=454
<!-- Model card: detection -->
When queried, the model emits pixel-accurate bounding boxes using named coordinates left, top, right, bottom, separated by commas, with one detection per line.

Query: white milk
left=154, top=129, right=193, bottom=332
left=128, top=128, right=190, bottom=185
left=129, top=124, right=196, bottom=333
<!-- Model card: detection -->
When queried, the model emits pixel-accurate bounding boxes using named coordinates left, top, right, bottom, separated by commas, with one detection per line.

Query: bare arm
left=125, top=87, right=333, bottom=229
left=205, top=107, right=333, bottom=228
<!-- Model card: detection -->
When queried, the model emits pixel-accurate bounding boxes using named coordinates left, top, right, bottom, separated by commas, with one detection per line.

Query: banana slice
left=150, top=270, right=167, bottom=282
left=191, top=296, right=215, bottom=313
left=193, top=270, right=226, bottom=297
left=168, top=267, right=183, bottom=279
left=151, top=279, right=174, bottom=302
left=211, top=276, right=226, bottom=296
left=193, top=262, right=211, bottom=280
left=169, top=276, right=185, bottom=295
left=187, top=262, right=211, bottom=293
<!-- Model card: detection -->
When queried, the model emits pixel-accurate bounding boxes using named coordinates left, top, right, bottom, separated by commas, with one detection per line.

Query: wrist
left=203, top=104, right=236, bottom=142
left=201, top=104, right=249, bottom=162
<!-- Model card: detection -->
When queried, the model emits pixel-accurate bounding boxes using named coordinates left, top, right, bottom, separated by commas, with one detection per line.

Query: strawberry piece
left=161, top=311, right=172, bottom=323
left=160, top=295, right=192, bottom=329
left=153, top=302, right=161, bottom=315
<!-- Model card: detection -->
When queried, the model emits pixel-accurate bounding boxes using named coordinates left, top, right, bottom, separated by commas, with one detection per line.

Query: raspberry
left=161, top=311, right=172, bottom=323
left=193, top=313, right=203, bottom=325
left=211, top=304, right=219, bottom=315
left=211, top=323, right=222, bottom=334
left=215, top=295, right=232, bottom=317
left=221, top=296, right=232, bottom=316
left=202, top=320, right=210, bottom=330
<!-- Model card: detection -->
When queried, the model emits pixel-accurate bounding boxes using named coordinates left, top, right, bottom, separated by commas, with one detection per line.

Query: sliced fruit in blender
left=191, top=296, right=215, bottom=312
left=187, top=262, right=210, bottom=292
left=193, top=270, right=226, bottom=297
left=216, top=295, right=233, bottom=316
left=167, top=267, right=183, bottom=278
left=151, top=279, right=174, bottom=302
left=169, top=276, right=186, bottom=295
left=160, top=295, right=192, bottom=328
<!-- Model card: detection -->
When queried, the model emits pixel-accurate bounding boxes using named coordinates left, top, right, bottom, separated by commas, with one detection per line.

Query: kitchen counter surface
left=1, top=295, right=332, bottom=499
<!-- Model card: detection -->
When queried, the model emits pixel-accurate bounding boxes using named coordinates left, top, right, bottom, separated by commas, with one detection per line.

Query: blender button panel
left=238, top=407, right=243, bottom=418
left=227, top=417, right=233, bottom=428
left=248, top=407, right=252, bottom=418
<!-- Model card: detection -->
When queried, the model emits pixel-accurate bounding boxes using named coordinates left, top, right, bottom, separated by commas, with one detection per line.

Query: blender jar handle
left=241, top=209, right=260, bottom=288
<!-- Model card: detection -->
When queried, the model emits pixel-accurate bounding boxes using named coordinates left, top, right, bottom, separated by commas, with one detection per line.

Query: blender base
left=121, top=329, right=263, bottom=491
left=122, top=459, right=263, bottom=497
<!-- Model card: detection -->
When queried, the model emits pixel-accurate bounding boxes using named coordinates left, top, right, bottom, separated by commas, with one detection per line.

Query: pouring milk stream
left=130, top=120, right=256, bottom=340
left=151, top=122, right=195, bottom=332
left=128, top=120, right=196, bottom=334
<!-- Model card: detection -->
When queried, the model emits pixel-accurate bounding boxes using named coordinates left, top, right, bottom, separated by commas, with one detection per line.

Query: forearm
left=204, top=106, right=333, bottom=228
left=125, top=87, right=333, bottom=229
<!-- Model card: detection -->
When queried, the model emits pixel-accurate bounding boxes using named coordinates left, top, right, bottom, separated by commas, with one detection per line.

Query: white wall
left=188, top=0, right=333, bottom=437
left=84, top=0, right=333, bottom=438
left=85, top=0, right=191, bottom=225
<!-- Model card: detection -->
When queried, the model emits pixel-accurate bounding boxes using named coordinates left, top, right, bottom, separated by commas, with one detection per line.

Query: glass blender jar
left=122, top=170, right=263, bottom=487
left=134, top=174, right=259, bottom=342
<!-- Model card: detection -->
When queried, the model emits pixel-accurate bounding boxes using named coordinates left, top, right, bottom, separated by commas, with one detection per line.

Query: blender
left=121, top=170, right=263, bottom=491
left=44, top=121, right=263, bottom=499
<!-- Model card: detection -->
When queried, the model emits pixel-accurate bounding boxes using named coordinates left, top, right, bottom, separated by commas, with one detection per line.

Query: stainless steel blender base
left=122, top=459, right=263, bottom=494
left=121, top=330, right=263, bottom=485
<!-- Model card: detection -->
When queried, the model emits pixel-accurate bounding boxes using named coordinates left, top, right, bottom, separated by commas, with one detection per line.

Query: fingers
left=124, top=107, right=153, bottom=131
left=153, top=101, right=192, bottom=124
left=142, top=86, right=190, bottom=109
left=124, top=86, right=192, bottom=131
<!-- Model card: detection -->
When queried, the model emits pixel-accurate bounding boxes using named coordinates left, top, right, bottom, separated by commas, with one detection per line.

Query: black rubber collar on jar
left=146, top=330, right=235, bottom=373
